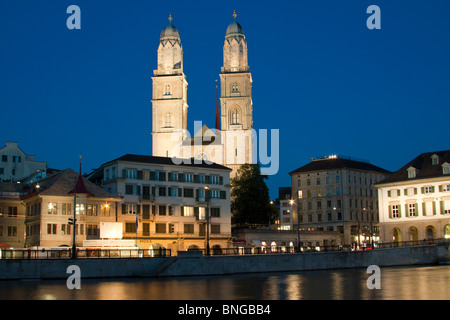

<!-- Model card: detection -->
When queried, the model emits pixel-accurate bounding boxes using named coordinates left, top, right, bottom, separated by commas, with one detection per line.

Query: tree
left=231, top=164, right=277, bottom=225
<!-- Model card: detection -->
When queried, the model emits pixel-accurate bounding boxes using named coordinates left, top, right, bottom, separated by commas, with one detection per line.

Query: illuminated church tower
left=220, top=11, right=254, bottom=176
left=151, top=14, right=188, bottom=157
left=151, top=12, right=254, bottom=178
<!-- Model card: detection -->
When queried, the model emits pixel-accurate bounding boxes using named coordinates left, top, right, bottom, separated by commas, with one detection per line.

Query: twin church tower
left=151, top=12, right=254, bottom=177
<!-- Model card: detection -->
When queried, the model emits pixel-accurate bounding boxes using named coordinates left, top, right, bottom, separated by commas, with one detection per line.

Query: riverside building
left=376, top=150, right=450, bottom=243
left=88, top=154, right=233, bottom=254
left=22, top=169, right=122, bottom=248
left=289, top=155, right=391, bottom=248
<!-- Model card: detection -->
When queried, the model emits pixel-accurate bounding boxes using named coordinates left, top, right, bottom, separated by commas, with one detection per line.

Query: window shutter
left=440, top=201, right=445, bottom=215
left=122, top=204, right=126, bottom=215
left=178, top=173, right=183, bottom=182
left=431, top=186, right=435, bottom=193
left=405, top=204, right=408, bottom=217
left=181, top=206, right=184, bottom=216
left=220, top=190, right=226, bottom=199
left=178, top=188, right=182, bottom=197
left=397, top=190, right=401, bottom=197
left=168, top=173, right=172, bottom=182
left=194, top=175, right=199, bottom=183
left=422, top=202, right=426, bottom=216
left=219, top=176, right=223, bottom=185
left=388, top=190, right=391, bottom=197
left=421, top=187, right=425, bottom=194
left=137, top=205, right=141, bottom=214
left=137, top=170, right=143, bottom=180
left=414, top=188, right=417, bottom=195
left=388, top=205, right=392, bottom=219
left=439, top=185, right=443, bottom=192
left=414, top=203, right=418, bottom=216
left=433, top=202, right=436, bottom=215
left=398, top=205, right=402, bottom=218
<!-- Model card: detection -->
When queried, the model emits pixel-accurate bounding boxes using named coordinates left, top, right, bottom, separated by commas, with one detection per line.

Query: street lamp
left=204, top=186, right=210, bottom=256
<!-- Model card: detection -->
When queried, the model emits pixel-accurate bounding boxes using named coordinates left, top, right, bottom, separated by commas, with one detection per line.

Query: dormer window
left=431, top=154, right=439, bottom=165
left=407, top=166, right=417, bottom=179
left=443, top=162, right=450, bottom=175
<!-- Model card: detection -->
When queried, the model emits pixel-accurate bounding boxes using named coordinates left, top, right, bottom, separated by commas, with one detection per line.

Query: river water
left=0, top=265, right=448, bottom=300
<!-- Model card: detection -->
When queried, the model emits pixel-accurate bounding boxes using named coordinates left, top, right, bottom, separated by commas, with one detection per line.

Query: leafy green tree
left=231, top=164, right=277, bottom=225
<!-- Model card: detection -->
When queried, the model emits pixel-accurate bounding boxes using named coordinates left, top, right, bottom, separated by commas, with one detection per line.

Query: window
left=232, top=82, right=239, bottom=93
left=168, top=187, right=178, bottom=197
left=183, top=206, right=194, bottom=217
left=406, top=203, right=417, bottom=217
left=158, top=205, right=166, bottom=216
left=443, top=164, right=450, bottom=175
left=8, top=206, right=17, bottom=217
left=164, top=112, right=172, bottom=127
left=184, top=224, right=194, bottom=234
left=124, top=204, right=137, bottom=215
left=87, top=204, right=97, bottom=216
left=424, top=186, right=434, bottom=194
left=183, top=188, right=194, bottom=198
left=184, top=174, right=193, bottom=183
left=156, top=223, right=166, bottom=233
left=164, top=84, right=171, bottom=95
left=47, top=203, right=57, bottom=215
left=231, top=109, right=240, bottom=125
left=391, top=205, right=399, bottom=218
left=61, top=224, right=71, bottom=235
left=336, top=175, right=341, bottom=183
left=1, top=155, right=7, bottom=162
left=407, top=167, right=417, bottom=178
left=8, top=226, right=17, bottom=237
left=210, top=189, right=219, bottom=199
left=125, top=169, right=137, bottom=180
left=442, top=184, right=450, bottom=192
left=211, top=207, right=220, bottom=217
left=76, top=204, right=85, bottom=215
left=211, top=224, right=221, bottom=234
left=47, top=224, right=57, bottom=234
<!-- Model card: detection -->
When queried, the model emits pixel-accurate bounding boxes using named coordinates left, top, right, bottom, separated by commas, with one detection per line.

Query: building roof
left=103, top=154, right=232, bottom=171
left=375, top=150, right=450, bottom=185
left=21, top=169, right=120, bottom=200
left=289, top=156, right=392, bottom=176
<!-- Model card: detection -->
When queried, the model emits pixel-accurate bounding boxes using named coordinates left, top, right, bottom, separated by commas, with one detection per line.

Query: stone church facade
left=151, top=12, right=254, bottom=178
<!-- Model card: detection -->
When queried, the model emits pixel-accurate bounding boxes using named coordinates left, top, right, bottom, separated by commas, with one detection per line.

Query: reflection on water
left=0, top=265, right=449, bottom=300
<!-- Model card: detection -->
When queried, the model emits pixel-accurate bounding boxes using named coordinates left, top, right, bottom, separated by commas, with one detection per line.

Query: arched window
left=231, top=108, right=240, bottom=125
left=232, top=82, right=239, bottom=93
left=164, top=112, right=172, bottom=127
left=164, top=84, right=171, bottom=96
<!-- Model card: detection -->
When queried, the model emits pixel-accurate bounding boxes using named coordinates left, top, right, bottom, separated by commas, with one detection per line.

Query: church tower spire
left=152, top=14, right=188, bottom=158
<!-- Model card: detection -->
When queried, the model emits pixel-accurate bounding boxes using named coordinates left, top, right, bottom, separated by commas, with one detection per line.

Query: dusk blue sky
left=1, top=0, right=449, bottom=199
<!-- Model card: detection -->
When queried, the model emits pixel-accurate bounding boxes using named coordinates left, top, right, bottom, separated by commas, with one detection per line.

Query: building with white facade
left=89, top=154, right=233, bottom=254
left=0, top=142, right=47, bottom=182
left=376, top=150, right=450, bottom=243
left=289, top=155, right=391, bottom=248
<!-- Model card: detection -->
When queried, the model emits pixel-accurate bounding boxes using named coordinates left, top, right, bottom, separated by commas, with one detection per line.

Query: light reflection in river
left=0, top=265, right=448, bottom=300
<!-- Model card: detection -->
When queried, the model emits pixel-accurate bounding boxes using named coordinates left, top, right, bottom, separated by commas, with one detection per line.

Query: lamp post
left=204, top=186, right=210, bottom=256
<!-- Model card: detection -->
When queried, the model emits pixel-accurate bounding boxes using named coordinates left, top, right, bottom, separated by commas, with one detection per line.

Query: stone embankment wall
left=0, top=245, right=448, bottom=280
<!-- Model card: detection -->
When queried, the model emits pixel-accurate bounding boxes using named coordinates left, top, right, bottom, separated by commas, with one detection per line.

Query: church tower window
left=164, top=112, right=172, bottom=127
left=232, top=82, right=239, bottom=93
left=231, top=109, right=240, bottom=125
left=164, top=84, right=171, bottom=96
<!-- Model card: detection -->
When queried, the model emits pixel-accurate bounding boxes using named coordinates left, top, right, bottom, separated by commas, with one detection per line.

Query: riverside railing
left=0, top=239, right=441, bottom=259
left=0, top=248, right=170, bottom=260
